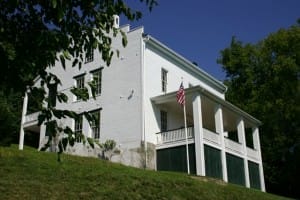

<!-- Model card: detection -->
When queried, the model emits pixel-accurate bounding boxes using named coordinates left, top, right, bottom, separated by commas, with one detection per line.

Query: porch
left=151, top=85, right=265, bottom=191
left=156, top=126, right=260, bottom=162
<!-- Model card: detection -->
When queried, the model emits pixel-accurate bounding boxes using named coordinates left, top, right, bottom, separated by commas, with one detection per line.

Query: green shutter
left=204, top=145, right=223, bottom=179
left=48, top=83, right=57, bottom=108
left=226, top=153, right=245, bottom=186
left=157, top=144, right=196, bottom=174
left=248, top=161, right=261, bottom=189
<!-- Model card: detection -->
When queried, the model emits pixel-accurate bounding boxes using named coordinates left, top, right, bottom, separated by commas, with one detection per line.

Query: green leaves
left=1, top=0, right=157, bottom=163
left=51, top=0, right=57, bottom=8
left=219, top=23, right=300, bottom=197
left=70, top=87, right=89, bottom=101
left=87, top=138, right=95, bottom=149
left=121, top=30, right=128, bottom=47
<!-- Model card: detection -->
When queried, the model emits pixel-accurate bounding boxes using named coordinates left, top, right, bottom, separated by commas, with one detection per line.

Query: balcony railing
left=157, top=126, right=194, bottom=144
left=24, top=111, right=40, bottom=125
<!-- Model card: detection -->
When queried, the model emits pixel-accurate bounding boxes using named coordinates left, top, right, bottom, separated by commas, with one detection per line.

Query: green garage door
left=204, top=145, right=223, bottom=179
left=226, top=153, right=245, bottom=186
left=157, top=144, right=196, bottom=174
left=248, top=161, right=261, bottom=189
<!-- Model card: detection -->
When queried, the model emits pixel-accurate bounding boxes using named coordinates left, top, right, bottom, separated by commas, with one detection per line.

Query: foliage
left=218, top=22, right=300, bottom=198
left=0, top=145, right=289, bottom=200
left=0, top=89, right=22, bottom=146
left=0, top=0, right=157, bottom=153
left=99, top=139, right=117, bottom=160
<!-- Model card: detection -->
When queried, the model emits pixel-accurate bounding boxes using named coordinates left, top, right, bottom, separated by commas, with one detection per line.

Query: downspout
left=141, top=33, right=147, bottom=168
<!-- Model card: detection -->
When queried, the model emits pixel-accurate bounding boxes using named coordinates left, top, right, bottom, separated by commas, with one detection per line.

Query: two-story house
left=19, top=17, right=265, bottom=191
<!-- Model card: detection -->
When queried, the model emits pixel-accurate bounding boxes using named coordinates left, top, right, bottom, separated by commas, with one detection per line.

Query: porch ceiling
left=151, top=85, right=261, bottom=128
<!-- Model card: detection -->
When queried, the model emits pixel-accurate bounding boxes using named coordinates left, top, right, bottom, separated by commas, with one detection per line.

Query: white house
left=19, top=18, right=265, bottom=191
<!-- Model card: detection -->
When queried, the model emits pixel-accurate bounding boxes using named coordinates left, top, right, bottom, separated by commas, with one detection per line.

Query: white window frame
left=160, top=110, right=168, bottom=132
left=74, top=115, right=83, bottom=142
left=91, top=68, right=102, bottom=96
left=90, top=110, right=101, bottom=139
left=74, top=74, right=85, bottom=101
left=85, top=49, right=94, bottom=63
left=161, top=68, right=168, bottom=93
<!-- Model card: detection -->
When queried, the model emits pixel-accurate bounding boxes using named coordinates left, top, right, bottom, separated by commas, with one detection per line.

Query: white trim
left=19, top=91, right=28, bottom=150
left=192, top=93, right=205, bottom=176
left=253, top=127, right=266, bottom=192
left=237, top=118, right=250, bottom=188
left=215, top=104, right=228, bottom=182
left=144, top=35, right=227, bottom=94
left=151, top=85, right=261, bottom=126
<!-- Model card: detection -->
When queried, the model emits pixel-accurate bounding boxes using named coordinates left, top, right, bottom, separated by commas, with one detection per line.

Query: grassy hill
left=0, top=145, right=289, bottom=200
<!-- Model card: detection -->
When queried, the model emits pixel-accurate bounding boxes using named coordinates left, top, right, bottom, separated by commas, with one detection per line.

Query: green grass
left=0, top=145, right=289, bottom=200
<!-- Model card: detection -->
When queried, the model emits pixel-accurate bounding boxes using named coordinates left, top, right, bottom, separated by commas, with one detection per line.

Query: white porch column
left=253, top=127, right=266, bottom=192
left=192, top=93, right=205, bottom=176
left=38, top=124, right=47, bottom=150
left=214, top=104, right=228, bottom=182
left=19, top=91, right=28, bottom=150
left=237, top=118, right=250, bottom=188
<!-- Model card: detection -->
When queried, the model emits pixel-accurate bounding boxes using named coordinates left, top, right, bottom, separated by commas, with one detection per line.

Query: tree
left=218, top=22, right=300, bottom=198
left=0, top=89, right=22, bottom=146
left=0, top=0, right=157, bottom=155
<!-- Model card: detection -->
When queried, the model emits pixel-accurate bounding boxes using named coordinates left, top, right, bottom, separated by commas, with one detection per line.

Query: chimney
left=113, top=15, right=120, bottom=28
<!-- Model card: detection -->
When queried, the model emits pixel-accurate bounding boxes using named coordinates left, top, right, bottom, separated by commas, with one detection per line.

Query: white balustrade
left=24, top=112, right=40, bottom=124
left=157, top=127, right=194, bottom=144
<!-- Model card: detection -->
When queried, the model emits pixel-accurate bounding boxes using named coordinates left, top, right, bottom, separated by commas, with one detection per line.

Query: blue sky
left=123, top=0, right=299, bottom=80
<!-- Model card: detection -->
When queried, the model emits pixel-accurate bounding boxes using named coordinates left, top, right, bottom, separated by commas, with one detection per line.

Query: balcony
left=157, top=126, right=260, bottom=161
left=24, top=112, right=40, bottom=127
left=157, top=126, right=194, bottom=144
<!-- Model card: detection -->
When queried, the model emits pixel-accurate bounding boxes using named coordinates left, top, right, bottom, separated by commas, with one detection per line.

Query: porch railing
left=24, top=111, right=40, bottom=125
left=157, top=126, right=194, bottom=144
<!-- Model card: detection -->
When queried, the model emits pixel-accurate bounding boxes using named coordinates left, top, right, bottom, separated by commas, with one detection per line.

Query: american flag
left=176, top=82, right=185, bottom=106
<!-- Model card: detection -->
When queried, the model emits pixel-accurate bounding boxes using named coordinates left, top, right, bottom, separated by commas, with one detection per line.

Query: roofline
left=151, top=85, right=261, bottom=126
left=143, top=35, right=227, bottom=94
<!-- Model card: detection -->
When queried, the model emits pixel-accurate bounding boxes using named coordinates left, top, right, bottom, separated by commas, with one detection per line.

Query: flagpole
left=183, top=101, right=190, bottom=175
left=177, top=80, right=190, bottom=175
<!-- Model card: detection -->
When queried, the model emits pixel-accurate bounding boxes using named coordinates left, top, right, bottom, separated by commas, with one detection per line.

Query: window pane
left=48, top=83, right=57, bottom=107
left=85, top=50, right=94, bottom=63
left=74, top=115, right=83, bottom=142
left=75, top=75, right=85, bottom=101
left=91, top=110, right=101, bottom=139
left=92, top=69, right=102, bottom=96
left=160, top=110, right=167, bottom=132
left=161, top=69, right=167, bottom=92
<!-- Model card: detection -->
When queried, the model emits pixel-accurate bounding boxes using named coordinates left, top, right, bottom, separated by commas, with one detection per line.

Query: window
left=161, top=68, right=168, bottom=93
left=160, top=110, right=167, bottom=132
left=85, top=49, right=94, bottom=63
left=74, top=115, right=83, bottom=142
left=75, top=75, right=85, bottom=101
left=91, top=110, right=101, bottom=139
left=48, top=83, right=57, bottom=107
left=91, top=69, right=102, bottom=96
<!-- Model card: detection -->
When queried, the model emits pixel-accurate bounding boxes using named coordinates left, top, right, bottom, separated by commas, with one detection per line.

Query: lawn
left=0, top=145, right=289, bottom=200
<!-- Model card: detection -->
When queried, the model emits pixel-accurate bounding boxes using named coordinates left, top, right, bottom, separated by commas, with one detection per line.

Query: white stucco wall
left=143, top=41, right=226, bottom=145
left=42, top=26, right=145, bottom=157
left=29, top=24, right=227, bottom=169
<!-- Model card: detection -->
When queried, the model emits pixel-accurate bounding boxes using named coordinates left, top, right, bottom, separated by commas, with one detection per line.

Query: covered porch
left=151, top=85, right=265, bottom=191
